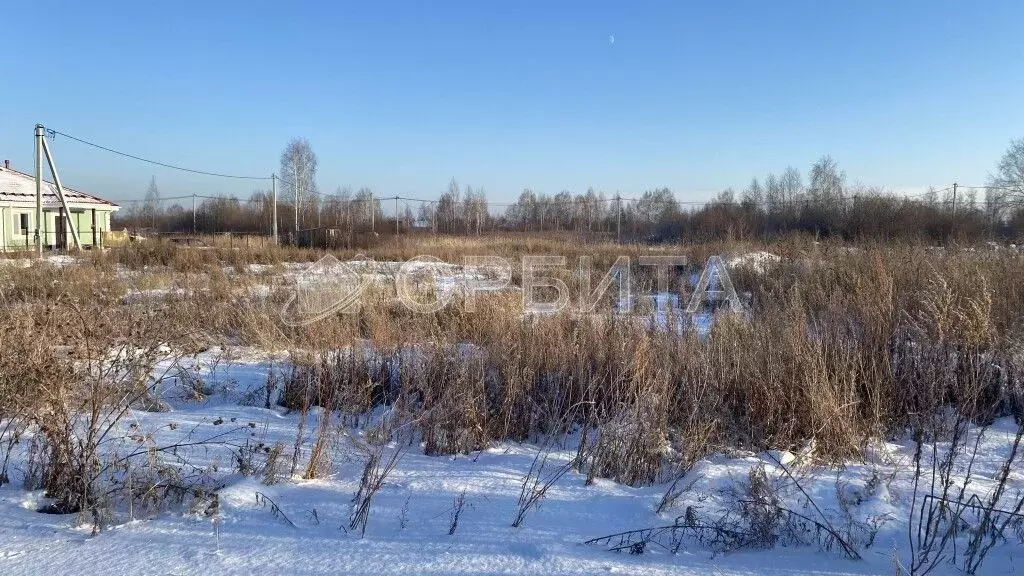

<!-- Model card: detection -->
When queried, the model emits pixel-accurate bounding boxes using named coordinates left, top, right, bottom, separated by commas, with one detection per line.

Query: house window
left=17, top=213, right=29, bottom=232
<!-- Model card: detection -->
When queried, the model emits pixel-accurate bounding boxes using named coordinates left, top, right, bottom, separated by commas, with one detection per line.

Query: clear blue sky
left=2, top=0, right=1022, bottom=205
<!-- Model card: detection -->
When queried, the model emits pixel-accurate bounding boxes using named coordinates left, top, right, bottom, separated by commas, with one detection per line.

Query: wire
left=48, top=129, right=272, bottom=181
left=954, top=184, right=1022, bottom=191
left=110, top=194, right=199, bottom=204
left=52, top=125, right=990, bottom=207
left=128, top=190, right=971, bottom=210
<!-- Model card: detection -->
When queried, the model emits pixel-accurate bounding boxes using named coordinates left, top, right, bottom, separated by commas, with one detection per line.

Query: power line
left=111, top=194, right=199, bottom=204
left=48, top=128, right=272, bottom=181
left=116, top=189, right=972, bottom=210
left=49, top=127, right=972, bottom=208
left=954, top=184, right=1022, bottom=191
left=53, top=128, right=984, bottom=209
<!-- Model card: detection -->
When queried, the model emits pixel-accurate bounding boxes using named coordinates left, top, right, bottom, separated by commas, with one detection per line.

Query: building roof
left=0, top=166, right=119, bottom=210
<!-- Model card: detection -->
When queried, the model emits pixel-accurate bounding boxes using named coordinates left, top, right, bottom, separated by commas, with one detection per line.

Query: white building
left=0, top=160, right=119, bottom=250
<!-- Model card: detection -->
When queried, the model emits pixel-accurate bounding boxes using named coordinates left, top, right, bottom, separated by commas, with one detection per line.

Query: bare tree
left=808, top=156, right=844, bottom=205
left=279, top=138, right=319, bottom=232
left=764, top=173, right=782, bottom=215
left=780, top=166, right=803, bottom=205
left=143, top=176, right=160, bottom=230
left=352, top=188, right=381, bottom=230
left=989, top=138, right=1024, bottom=196
left=985, top=138, right=1024, bottom=231
left=461, top=186, right=488, bottom=235
left=321, top=187, right=349, bottom=228
left=742, top=178, right=763, bottom=208
left=417, top=202, right=436, bottom=230
left=507, top=189, right=539, bottom=231
left=436, top=179, right=461, bottom=233
left=636, top=188, right=679, bottom=225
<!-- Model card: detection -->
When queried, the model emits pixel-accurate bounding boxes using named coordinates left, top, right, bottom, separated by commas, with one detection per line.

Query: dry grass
left=1, top=238, right=1023, bottom=506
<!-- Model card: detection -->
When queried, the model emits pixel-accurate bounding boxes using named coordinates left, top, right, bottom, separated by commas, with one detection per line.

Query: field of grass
left=0, top=236, right=1022, bottom=574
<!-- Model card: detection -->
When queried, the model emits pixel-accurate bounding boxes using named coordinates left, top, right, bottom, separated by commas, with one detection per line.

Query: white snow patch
left=727, top=251, right=781, bottom=274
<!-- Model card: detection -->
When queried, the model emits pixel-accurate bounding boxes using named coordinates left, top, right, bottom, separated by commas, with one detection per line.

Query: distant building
left=0, top=160, right=119, bottom=250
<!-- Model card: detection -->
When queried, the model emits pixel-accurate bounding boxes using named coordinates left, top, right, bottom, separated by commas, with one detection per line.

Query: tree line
left=114, top=139, right=1024, bottom=244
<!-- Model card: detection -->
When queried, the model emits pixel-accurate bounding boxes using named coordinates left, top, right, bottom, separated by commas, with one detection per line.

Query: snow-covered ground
left=4, top=252, right=1023, bottom=574
left=0, top=253, right=78, bottom=268
left=0, top=346, right=1021, bottom=575
left=727, top=251, right=781, bottom=274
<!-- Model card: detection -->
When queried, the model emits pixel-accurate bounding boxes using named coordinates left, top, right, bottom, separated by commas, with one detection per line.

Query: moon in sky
left=609, top=35, right=615, bottom=45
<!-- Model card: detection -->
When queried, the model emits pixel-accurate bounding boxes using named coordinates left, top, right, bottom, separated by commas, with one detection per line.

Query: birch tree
left=279, top=138, right=319, bottom=230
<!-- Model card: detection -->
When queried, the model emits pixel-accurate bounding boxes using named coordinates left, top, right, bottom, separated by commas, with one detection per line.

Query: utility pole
left=394, top=196, right=400, bottom=236
left=951, top=182, right=958, bottom=240
left=370, top=192, right=375, bottom=233
left=615, top=192, right=622, bottom=244
left=346, top=200, right=353, bottom=245
left=34, top=124, right=43, bottom=257
left=39, top=134, right=82, bottom=249
left=192, top=193, right=197, bottom=234
left=271, top=173, right=278, bottom=244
